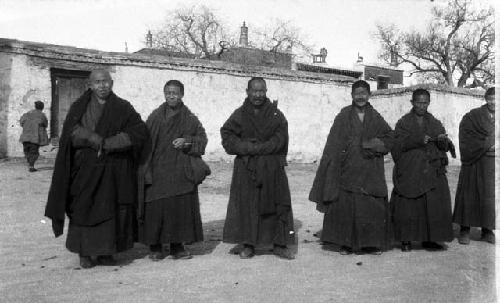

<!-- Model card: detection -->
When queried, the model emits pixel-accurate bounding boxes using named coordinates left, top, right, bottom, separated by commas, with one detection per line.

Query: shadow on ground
left=116, top=219, right=227, bottom=265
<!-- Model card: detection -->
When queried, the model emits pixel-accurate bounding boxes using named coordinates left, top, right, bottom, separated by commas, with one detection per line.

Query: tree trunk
left=457, top=72, right=470, bottom=88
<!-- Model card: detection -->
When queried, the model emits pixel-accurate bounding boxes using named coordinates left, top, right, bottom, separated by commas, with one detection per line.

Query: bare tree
left=149, top=6, right=313, bottom=62
left=374, top=0, right=494, bottom=87
left=149, top=5, right=232, bottom=59
left=250, top=19, right=314, bottom=60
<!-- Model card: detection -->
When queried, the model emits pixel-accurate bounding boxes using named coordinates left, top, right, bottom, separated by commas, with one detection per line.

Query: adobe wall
left=1, top=39, right=488, bottom=164
left=0, top=42, right=354, bottom=162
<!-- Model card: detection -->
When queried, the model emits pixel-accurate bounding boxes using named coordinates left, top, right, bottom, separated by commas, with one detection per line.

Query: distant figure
left=221, top=77, right=295, bottom=260
left=45, top=69, right=148, bottom=269
left=453, top=87, right=496, bottom=245
left=138, top=80, right=209, bottom=260
left=309, top=80, right=394, bottom=255
left=19, top=100, right=49, bottom=172
left=390, top=88, right=454, bottom=252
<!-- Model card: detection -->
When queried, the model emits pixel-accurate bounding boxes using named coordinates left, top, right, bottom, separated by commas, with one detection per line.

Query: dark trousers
left=22, top=142, right=39, bottom=167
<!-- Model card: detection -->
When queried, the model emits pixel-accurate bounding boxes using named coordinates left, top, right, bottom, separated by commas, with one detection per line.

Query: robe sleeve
left=221, top=111, right=258, bottom=155
left=103, top=132, right=132, bottom=152
left=459, top=111, right=493, bottom=164
left=309, top=113, right=345, bottom=208
left=184, top=118, right=208, bottom=157
left=71, top=124, right=102, bottom=150
left=117, top=103, right=149, bottom=156
left=254, top=114, right=288, bottom=155
left=40, top=114, right=48, bottom=128
left=19, top=113, right=27, bottom=127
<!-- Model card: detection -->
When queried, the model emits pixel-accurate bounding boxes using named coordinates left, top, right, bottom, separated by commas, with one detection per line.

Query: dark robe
left=309, top=103, right=393, bottom=251
left=45, top=90, right=148, bottom=256
left=221, top=98, right=294, bottom=247
left=137, top=102, right=206, bottom=245
left=390, top=110, right=454, bottom=242
left=453, top=105, right=495, bottom=230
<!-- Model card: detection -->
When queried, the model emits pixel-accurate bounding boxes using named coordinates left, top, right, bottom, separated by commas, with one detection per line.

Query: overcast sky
left=0, top=0, right=495, bottom=69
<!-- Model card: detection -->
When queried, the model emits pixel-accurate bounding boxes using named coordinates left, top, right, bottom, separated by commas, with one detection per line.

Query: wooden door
left=50, top=69, right=90, bottom=139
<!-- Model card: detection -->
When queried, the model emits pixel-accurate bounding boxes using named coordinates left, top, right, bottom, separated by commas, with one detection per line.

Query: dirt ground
left=0, top=158, right=496, bottom=303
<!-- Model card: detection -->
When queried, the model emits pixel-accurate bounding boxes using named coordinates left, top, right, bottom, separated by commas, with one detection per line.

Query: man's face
left=485, top=94, right=495, bottom=113
left=411, top=94, right=430, bottom=116
left=89, top=71, right=113, bottom=99
left=247, top=80, right=267, bottom=107
left=351, top=87, right=370, bottom=109
left=164, top=85, right=183, bottom=107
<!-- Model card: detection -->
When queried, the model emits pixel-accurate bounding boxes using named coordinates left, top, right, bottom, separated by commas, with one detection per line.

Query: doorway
left=50, top=68, right=90, bottom=139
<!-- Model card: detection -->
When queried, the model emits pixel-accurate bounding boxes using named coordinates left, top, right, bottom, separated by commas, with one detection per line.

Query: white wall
left=113, top=65, right=352, bottom=162
left=3, top=53, right=486, bottom=164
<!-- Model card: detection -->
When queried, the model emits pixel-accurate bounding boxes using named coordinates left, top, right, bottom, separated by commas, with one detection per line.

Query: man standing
left=390, top=88, right=454, bottom=252
left=138, top=80, right=208, bottom=260
left=19, top=100, right=49, bottom=172
left=221, top=77, right=295, bottom=260
left=45, top=69, right=148, bottom=268
left=453, top=87, right=496, bottom=244
left=309, top=80, right=393, bottom=255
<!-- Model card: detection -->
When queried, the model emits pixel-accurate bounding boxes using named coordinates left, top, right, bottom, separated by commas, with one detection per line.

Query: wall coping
left=0, top=38, right=357, bottom=84
left=372, top=84, right=485, bottom=98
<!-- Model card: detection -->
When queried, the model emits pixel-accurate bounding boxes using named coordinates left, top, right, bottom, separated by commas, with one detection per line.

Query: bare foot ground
left=0, top=159, right=495, bottom=303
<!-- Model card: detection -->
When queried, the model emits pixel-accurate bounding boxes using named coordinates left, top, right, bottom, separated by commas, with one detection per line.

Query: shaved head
left=89, top=69, right=113, bottom=99
left=89, top=69, right=112, bottom=81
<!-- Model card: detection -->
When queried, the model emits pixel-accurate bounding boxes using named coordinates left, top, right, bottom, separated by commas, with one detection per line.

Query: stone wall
left=113, top=65, right=352, bottom=162
left=0, top=53, right=52, bottom=158
left=0, top=39, right=488, bottom=164
left=0, top=38, right=355, bottom=162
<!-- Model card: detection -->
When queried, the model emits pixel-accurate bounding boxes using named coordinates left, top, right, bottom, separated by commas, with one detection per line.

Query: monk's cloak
left=390, top=110, right=453, bottom=242
left=453, top=105, right=495, bottom=230
left=136, top=102, right=207, bottom=243
left=221, top=98, right=294, bottom=246
left=309, top=103, right=393, bottom=250
left=45, top=90, right=148, bottom=238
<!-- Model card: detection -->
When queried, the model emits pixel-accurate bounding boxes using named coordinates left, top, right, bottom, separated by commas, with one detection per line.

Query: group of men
left=40, top=69, right=495, bottom=268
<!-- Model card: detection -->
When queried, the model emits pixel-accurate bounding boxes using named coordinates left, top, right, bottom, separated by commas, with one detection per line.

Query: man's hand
left=423, top=135, right=431, bottom=144
left=88, top=133, right=103, bottom=151
left=172, top=138, right=187, bottom=149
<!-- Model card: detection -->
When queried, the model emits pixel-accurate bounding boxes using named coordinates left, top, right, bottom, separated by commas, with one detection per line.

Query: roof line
left=0, top=38, right=357, bottom=84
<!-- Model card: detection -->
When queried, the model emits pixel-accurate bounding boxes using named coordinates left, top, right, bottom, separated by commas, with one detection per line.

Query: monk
left=453, top=87, right=496, bottom=245
left=138, top=80, right=208, bottom=260
left=390, top=88, right=454, bottom=252
left=309, top=80, right=393, bottom=255
left=221, top=77, right=295, bottom=260
left=45, top=69, right=148, bottom=268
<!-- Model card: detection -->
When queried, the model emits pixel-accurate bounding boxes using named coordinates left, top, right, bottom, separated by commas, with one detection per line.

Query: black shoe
left=273, top=245, right=295, bottom=260
left=363, top=247, right=382, bottom=255
left=149, top=251, right=165, bottom=261
left=401, top=241, right=412, bottom=252
left=481, top=229, right=495, bottom=244
left=339, top=246, right=352, bottom=255
left=229, top=244, right=243, bottom=255
left=170, top=243, right=193, bottom=260
left=79, top=256, right=95, bottom=269
left=422, top=241, right=445, bottom=250
left=458, top=230, right=470, bottom=245
left=96, top=255, right=117, bottom=266
left=29, top=167, right=37, bottom=172
left=239, top=245, right=255, bottom=259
